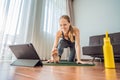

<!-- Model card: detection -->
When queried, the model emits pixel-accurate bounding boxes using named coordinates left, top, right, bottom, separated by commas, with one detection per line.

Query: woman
left=49, top=15, right=84, bottom=64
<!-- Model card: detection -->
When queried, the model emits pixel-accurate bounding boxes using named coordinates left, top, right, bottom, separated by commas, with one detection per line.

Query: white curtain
left=0, top=0, right=37, bottom=60
left=32, top=0, right=74, bottom=60
left=0, top=0, right=74, bottom=60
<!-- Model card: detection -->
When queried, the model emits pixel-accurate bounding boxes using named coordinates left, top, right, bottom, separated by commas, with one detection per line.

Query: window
left=43, top=0, right=67, bottom=35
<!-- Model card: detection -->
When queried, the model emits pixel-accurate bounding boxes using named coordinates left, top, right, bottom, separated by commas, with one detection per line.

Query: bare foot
left=76, top=61, right=88, bottom=64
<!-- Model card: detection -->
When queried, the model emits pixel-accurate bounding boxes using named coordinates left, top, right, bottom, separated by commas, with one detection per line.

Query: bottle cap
left=106, top=31, right=108, bottom=39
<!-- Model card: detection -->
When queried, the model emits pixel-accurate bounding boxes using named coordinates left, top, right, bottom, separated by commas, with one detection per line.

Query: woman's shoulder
left=73, top=26, right=79, bottom=30
left=56, top=30, right=62, bottom=37
left=73, top=26, right=80, bottom=34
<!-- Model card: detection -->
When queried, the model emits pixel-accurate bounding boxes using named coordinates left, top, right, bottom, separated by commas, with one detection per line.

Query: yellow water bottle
left=103, top=32, right=115, bottom=68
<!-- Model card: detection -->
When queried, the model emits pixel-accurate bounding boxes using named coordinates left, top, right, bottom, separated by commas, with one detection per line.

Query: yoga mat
left=43, top=61, right=95, bottom=66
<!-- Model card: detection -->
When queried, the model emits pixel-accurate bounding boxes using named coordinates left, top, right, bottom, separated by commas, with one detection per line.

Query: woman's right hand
left=51, top=48, right=58, bottom=53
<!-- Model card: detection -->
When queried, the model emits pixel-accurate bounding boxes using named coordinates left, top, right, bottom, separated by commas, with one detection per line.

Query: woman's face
left=59, top=18, right=70, bottom=33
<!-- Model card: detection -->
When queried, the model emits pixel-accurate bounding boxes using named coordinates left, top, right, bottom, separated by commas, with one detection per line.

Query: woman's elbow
left=75, top=44, right=80, bottom=49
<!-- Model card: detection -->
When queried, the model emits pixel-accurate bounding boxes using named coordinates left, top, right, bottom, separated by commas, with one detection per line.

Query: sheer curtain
left=66, top=0, right=74, bottom=25
left=32, top=0, right=74, bottom=60
left=0, top=0, right=37, bottom=60
left=0, top=0, right=74, bottom=60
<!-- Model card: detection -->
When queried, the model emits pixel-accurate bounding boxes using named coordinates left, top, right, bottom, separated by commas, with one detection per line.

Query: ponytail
left=68, top=25, right=75, bottom=42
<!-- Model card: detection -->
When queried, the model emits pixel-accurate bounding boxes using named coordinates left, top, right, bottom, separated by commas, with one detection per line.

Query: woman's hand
left=51, top=48, right=58, bottom=54
left=76, top=60, right=86, bottom=64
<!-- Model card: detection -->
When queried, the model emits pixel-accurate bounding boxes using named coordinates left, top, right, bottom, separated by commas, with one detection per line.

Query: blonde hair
left=60, top=15, right=75, bottom=42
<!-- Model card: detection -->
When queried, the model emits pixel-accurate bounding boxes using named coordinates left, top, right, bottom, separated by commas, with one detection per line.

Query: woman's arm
left=52, top=31, right=61, bottom=51
left=46, top=31, right=61, bottom=63
left=74, top=28, right=81, bottom=62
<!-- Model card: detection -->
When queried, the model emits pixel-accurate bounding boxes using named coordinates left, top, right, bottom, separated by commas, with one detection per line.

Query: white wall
left=74, top=0, right=120, bottom=59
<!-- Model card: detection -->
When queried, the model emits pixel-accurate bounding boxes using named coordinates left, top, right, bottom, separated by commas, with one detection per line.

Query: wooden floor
left=0, top=61, right=120, bottom=80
